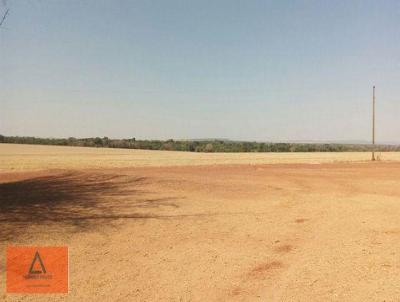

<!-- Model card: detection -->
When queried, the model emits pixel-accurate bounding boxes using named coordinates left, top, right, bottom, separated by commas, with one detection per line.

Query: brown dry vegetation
left=2, top=143, right=400, bottom=172
left=1, top=144, right=400, bottom=301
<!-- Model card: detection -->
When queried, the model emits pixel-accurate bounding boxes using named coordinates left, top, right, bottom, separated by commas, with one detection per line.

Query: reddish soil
left=2, top=162, right=400, bottom=301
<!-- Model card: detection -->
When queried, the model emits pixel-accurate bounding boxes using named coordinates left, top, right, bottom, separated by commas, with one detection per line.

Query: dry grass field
left=2, top=143, right=400, bottom=172
left=2, top=144, right=400, bottom=301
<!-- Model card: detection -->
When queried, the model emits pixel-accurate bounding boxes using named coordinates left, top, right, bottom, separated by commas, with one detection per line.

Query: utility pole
left=372, top=86, right=376, bottom=161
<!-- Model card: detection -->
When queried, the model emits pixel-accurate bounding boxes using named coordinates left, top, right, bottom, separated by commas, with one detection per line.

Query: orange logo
left=6, top=246, right=68, bottom=293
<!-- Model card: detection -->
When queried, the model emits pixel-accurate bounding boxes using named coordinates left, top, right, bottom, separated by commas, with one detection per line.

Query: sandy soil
left=1, top=145, right=400, bottom=301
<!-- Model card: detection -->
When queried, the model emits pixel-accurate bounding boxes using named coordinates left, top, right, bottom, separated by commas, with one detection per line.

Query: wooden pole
left=372, top=86, right=376, bottom=161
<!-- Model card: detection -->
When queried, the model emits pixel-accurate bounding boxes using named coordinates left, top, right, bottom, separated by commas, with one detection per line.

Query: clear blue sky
left=1, top=0, right=400, bottom=142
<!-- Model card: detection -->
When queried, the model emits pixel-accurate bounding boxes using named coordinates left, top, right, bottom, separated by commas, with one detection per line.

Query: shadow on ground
left=0, top=171, right=181, bottom=241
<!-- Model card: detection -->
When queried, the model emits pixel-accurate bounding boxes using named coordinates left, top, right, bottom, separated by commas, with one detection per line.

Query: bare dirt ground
left=2, top=144, right=400, bottom=301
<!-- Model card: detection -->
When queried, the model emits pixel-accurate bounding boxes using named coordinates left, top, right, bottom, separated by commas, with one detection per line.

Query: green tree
left=94, top=137, right=103, bottom=147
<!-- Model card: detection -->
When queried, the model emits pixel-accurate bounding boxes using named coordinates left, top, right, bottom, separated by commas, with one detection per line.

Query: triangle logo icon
left=28, top=251, right=47, bottom=274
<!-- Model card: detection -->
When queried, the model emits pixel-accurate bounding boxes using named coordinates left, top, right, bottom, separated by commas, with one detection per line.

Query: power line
left=0, top=8, right=9, bottom=28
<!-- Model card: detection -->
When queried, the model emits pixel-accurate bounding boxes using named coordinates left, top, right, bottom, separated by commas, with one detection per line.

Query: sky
left=1, top=0, right=400, bottom=142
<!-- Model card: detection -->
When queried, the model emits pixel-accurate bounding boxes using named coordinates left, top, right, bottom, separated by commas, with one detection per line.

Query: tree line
left=1, top=135, right=399, bottom=152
